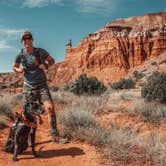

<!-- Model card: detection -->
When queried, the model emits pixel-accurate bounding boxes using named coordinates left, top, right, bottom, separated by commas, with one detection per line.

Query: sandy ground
left=0, top=113, right=101, bottom=166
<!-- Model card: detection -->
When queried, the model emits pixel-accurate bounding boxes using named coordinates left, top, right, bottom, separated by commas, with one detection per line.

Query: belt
left=24, top=82, right=47, bottom=89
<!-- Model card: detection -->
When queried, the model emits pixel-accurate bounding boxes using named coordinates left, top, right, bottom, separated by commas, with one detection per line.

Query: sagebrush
left=141, top=72, right=166, bottom=103
left=64, top=74, right=106, bottom=96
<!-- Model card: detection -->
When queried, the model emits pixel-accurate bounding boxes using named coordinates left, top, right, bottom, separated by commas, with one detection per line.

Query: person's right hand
left=17, top=67, right=25, bottom=73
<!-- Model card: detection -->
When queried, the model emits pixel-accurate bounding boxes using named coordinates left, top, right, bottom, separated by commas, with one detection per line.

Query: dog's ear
left=14, top=111, right=21, bottom=119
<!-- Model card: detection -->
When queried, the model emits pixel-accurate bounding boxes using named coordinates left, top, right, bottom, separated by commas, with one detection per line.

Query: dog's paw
left=13, top=156, right=19, bottom=161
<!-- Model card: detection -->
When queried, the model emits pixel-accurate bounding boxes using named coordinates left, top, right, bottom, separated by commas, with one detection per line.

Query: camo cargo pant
left=23, top=82, right=57, bottom=135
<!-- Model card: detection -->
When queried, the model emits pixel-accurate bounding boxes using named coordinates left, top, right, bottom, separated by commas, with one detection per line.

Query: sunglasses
left=22, top=37, right=32, bottom=41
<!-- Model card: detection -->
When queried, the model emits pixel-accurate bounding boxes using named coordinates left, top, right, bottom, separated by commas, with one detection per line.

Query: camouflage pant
left=23, top=82, right=58, bottom=135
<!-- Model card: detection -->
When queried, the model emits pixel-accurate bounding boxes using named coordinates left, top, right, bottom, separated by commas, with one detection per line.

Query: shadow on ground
left=20, top=147, right=85, bottom=160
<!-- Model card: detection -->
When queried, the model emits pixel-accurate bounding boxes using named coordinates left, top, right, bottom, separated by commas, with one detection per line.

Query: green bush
left=49, top=86, right=59, bottom=92
left=141, top=72, right=166, bottom=103
left=64, top=74, right=106, bottom=96
left=151, top=61, right=157, bottom=66
left=133, top=70, right=145, bottom=80
left=110, top=78, right=135, bottom=90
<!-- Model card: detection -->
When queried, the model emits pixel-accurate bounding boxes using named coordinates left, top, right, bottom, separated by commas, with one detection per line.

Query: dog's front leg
left=30, top=127, right=39, bottom=158
left=13, top=131, right=19, bottom=161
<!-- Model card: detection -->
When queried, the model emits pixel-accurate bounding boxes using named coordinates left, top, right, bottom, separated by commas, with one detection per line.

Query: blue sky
left=0, top=0, right=165, bottom=72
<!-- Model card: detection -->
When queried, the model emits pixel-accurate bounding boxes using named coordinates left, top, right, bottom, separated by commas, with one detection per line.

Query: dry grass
left=58, top=106, right=111, bottom=147
left=128, top=99, right=166, bottom=123
left=0, top=117, right=7, bottom=129
left=57, top=89, right=166, bottom=165
left=140, top=133, right=166, bottom=166
left=53, top=88, right=141, bottom=115
left=104, top=128, right=142, bottom=165
left=1, top=89, right=165, bottom=165
left=104, top=128, right=166, bottom=165
left=0, top=98, right=13, bottom=120
left=0, top=92, right=23, bottom=121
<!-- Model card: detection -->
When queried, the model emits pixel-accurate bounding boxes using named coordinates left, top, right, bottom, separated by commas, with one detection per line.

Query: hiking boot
left=51, top=129, right=69, bottom=143
left=52, top=136, right=69, bottom=144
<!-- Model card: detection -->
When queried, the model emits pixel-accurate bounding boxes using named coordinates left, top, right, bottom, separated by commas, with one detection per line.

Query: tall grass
left=57, top=89, right=166, bottom=165
left=0, top=98, right=13, bottom=120
left=58, top=106, right=166, bottom=165
left=140, top=133, right=166, bottom=166
left=58, top=107, right=109, bottom=145
left=128, top=99, right=166, bottom=123
left=0, top=118, right=7, bottom=129
left=0, top=92, right=23, bottom=123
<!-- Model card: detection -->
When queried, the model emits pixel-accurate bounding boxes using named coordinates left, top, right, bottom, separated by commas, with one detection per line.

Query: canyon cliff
left=47, top=11, right=166, bottom=86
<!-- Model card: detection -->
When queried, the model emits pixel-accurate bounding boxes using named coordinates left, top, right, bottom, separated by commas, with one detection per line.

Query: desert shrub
left=64, top=74, right=106, bottom=96
left=128, top=100, right=166, bottom=123
left=10, top=93, right=23, bottom=106
left=0, top=119, right=7, bottom=129
left=58, top=107, right=98, bottom=139
left=104, top=129, right=166, bottom=165
left=141, top=72, right=166, bottom=103
left=51, top=90, right=75, bottom=104
left=110, top=78, right=135, bottom=90
left=133, top=70, right=145, bottom=80
left=0, top=93, right=19, bottom=120
left=140, top=133, right=166, bottom=166
left=59, top=103, right=166, bottom=165
left=49, top=86, right=59, bottom=92
left=0, top=99, right=14, bottom=120
left=151, top=61, right=157, bottom=66
left=105, top=128, right=143, bottom=164
left=58, top=107, right=110, bottom=146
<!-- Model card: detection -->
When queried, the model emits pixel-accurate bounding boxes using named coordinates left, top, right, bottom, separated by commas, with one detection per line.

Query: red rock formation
left=50, top=11, right=166, bottom=86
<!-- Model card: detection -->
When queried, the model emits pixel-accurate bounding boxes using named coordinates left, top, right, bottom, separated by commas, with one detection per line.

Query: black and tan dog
left=5, top=102, right=44, bottom=161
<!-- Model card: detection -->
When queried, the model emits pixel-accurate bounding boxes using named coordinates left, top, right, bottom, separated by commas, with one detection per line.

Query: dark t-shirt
left=15, top=47, right=49, bottom=85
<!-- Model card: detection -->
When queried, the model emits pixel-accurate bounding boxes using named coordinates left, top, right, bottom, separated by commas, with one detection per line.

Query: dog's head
left=23, top=102, right=45, bottom=116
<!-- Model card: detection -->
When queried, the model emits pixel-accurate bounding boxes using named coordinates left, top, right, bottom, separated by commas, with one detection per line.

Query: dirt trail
left=0, top=113, right=101, bottom=166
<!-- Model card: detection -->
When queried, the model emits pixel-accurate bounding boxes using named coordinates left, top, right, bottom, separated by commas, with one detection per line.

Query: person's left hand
left=38, top=64, right=47, bottom=70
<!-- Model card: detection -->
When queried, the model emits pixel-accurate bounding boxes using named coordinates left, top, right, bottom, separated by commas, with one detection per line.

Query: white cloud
left=22, top=0, right=63, bottom=8
left=0, top=28, right=25, bottom=52
left=1, top=0, right=115, bottom=14
left=0, top=28, right=24, bottom=40
left=0, top=42, right=18, bottom=52
left=77, top=0, right=114, bottom=14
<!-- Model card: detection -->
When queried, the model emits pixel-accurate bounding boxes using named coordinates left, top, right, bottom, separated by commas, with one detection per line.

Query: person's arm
left=37, top=48, right=55, bottom=70
left=38, top=55, right=55, bottom=70
left=13, top=53, right=25, bottom=73
left=13, top=63, right=25, bottom=73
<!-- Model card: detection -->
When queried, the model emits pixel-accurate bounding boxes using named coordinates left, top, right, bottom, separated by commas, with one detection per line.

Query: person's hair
left=21, top=31, right=33, bottom=42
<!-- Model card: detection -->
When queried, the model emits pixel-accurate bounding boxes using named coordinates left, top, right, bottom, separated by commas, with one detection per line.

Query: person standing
left=13, top=31, right=59, bottom=142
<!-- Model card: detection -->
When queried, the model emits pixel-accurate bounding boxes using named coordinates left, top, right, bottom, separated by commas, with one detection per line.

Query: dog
left=5, top=102, right=44, bottom=161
